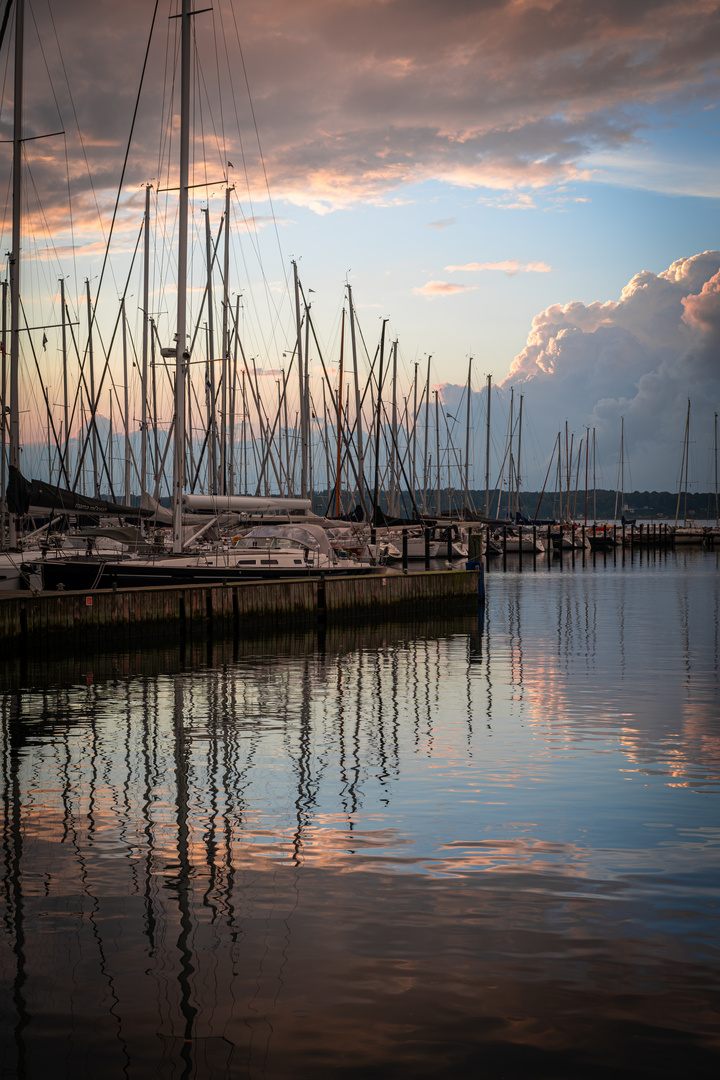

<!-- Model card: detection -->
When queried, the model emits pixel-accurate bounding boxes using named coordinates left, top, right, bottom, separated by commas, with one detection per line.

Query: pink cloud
left=445, top=260, right=552, bottom=275
left=414, top=281, right=477, bottom=297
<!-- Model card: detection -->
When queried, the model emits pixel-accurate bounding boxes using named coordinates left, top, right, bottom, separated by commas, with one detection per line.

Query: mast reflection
left=1, top=567, right=718, bottom=1078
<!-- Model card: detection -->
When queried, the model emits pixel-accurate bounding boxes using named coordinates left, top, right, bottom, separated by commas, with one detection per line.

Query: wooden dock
left=0, top=568, right=482, bottom=648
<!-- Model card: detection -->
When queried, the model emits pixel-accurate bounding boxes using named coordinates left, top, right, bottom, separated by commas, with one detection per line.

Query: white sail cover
left=182, top=494, right=312, bottom=512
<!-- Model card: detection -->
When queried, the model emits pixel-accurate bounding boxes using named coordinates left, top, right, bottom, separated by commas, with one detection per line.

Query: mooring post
left=424, top=528, right=431, bottom=569
left=402, top=530, right=408, bottom=571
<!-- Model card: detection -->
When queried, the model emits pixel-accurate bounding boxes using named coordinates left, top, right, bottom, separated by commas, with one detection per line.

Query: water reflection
left=1, top=554, right=719, bottom=1078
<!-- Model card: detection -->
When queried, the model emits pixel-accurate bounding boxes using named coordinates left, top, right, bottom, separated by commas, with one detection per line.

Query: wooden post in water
left=447, top=528, right=453, bottom=563
left=424, top=527, right=430, bottom=569
left=402, top=530, right=408, bottom=571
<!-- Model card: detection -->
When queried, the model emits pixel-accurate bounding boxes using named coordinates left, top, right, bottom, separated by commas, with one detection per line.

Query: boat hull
left=34, top=557, right=379, bottom=591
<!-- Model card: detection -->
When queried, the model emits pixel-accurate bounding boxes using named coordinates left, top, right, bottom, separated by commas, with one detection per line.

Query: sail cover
left=6, top=466, right=152, bottom=518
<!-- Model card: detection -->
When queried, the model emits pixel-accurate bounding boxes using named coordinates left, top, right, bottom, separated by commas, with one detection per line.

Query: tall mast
left=508, top=387, right=514, bottom=518
left=412, top=362, right=419, bottom=509
left=141, top=184, right=150, bottom=505
left=292, top=261, right=307, bottom=499
left=372, top=319, right=387, bottom=524
left=229, top=294, right=239, bottom=494
left=172, top=0, right=191, bottom=552
left=595, top=425, right=600, bottom=522
left=463, top=358, right=472, bottom=514
left=121, top=298, right=131, bottom=506
left=389, top=339, right=398, bottom=516
left=8, top=0, right=24, bottom=545
left=484, top=374, right=491, bottom=517
left=715, top=411, right=718, bottom=528
left=334, top=306, right=346, bottom=518
left=221, top=186, right=231, bottom=494
left=423, top=356, right=431, bottom=511
left=615, top=417, right=623, bottom=523
left=584, top=425, right=589, bottom=526
left=203, top=208, right=217, bottom=493
left=435, top=389, right=441, bottom=515
left=347, top=285, right=365, bottom=516
left=516, top=394, right=523, bottom=520
left=60, top=278, right=69, bottom=477
left=86, top=280, right=98, bottom=496
left=1, top=280, right=7, bottom=546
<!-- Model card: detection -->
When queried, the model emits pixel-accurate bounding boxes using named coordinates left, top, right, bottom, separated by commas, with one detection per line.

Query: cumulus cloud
left=446, top=260, right=552, bottom=275
left=414, top=280, right=477, bottom=296
left=494, top=251, right=720, bottom=489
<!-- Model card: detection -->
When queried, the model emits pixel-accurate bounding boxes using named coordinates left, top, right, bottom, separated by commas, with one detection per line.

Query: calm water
left=1, top=549, right=719, bottom=1079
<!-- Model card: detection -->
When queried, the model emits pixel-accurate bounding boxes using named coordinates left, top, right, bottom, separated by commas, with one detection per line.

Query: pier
left=0, top=567, right=482, bottom=648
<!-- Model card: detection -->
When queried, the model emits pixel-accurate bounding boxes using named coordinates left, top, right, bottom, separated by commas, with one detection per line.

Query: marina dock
left=0, top=567, right=482, bottom=648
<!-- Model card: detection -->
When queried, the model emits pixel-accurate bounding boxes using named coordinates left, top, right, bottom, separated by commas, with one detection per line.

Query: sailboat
left=673, top=400, right=705, bottom=544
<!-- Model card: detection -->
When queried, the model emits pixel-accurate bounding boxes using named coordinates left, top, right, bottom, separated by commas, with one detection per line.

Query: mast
left=715, top=412, right=718, bottom=528
left=435, top=389, right=441, bottom=515
left=292, top=261, right=307, bottom=499
left=8, top=0, right=24, bottom=545
left=121, top=298, right=131, bottom=506
left=507, top=388, right=514, bottom=518
left=595, top=425, right=600, bottom=522
left=203, top=207, right=217, bottom=494
left=484, top=374, right=491, bottom=516
left=172, top=0, right=191, bottom=553
left=372, top=319, right=387, bottom=524
left=141, top=184, right=150, bottom=505
left=347, top=284, right=365, bottom=516
left=221, top=186, right=231, bottom=494
left=463, top=358, right=472, bottom=515
left=60, top=278, right=69, bottom=478
left=390, top=339, right=398, bottom=516
left=615, top=417, right=624, bottom=523
left=423, top=356, right=431, bottom=511
left=584, top=425, right=589, bottom=526
left=229, top=294, right=239, bottom=494
left=334, top=306, right=345, bottom=518
left=412, top=362, right=419, bottom=510
left=86, top=280, right=98, bottom=496
left=516, top=394, right=523, bottom=520
left=1, top=280, right=6, bottom=546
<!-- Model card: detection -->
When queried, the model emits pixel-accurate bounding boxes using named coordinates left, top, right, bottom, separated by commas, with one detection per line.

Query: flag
left=42, top=333, right=48, bottom=350
left=227, top=160, right=234, bottom=168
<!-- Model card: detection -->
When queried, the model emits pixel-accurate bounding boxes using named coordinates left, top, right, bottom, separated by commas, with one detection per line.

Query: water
left=1, top=549, right=719, bottom=1078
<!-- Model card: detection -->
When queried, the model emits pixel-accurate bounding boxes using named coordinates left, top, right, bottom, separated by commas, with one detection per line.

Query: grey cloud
left=4, top=0, right=720, bottom=221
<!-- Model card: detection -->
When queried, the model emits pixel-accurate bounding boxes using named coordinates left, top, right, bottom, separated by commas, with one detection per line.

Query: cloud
left=445, top=260, right=552, bottom=275
left=494, top=251, right=720, bottom=489
left=414, top=280, right=477, bottom=296
left=427, top=217, right=456, bottom=229
left=7, top=0, right=720, bottom=229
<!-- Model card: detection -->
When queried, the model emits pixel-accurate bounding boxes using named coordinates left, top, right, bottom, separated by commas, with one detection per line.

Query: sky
left=1, top=0, right=719, bottom=494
